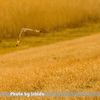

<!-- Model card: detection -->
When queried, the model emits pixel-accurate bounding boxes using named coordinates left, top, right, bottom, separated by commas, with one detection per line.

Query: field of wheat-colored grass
left=0, top=34, right=100, bottom=99
left=0, top=0, right=100, bottom=39
left=0, top=0, right=100, bottom=99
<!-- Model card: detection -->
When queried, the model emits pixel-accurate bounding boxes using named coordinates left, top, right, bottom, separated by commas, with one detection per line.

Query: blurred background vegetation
left=0, top=0, right=100, bottom=40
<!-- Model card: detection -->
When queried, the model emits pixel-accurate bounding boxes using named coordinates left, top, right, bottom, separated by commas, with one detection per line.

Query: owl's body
left=16, top=28, right=41, bottom=47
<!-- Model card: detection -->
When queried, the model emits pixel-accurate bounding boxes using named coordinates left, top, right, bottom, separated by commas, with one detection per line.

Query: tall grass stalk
left=0, top=0, right=100, bottom=39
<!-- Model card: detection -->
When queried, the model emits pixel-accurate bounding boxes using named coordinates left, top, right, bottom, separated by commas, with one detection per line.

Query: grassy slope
left=0, top=33, right=100, bottom=100
left=0, top=23, right=100, bottom=55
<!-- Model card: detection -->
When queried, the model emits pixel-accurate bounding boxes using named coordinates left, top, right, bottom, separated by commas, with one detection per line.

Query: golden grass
left=0, top=97, right=100, bottom=100
left=0, top=0, right=100, bottom=39
left=0, top=34, right=100, bottom=99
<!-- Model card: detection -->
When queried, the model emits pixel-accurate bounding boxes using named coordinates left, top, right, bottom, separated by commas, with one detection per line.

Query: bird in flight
left=16, top=28, right=42, bottom=47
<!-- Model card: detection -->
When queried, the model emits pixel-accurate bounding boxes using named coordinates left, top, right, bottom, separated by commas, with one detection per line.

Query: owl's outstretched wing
left=16, top=28, right=41, bottom=47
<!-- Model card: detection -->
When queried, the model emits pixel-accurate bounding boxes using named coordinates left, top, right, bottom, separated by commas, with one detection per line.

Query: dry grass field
left=1, top=0, right=100, bottom=39
left=0, top=0, right=100, bottom=99
left=0, top=33, right=100, bottom=100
